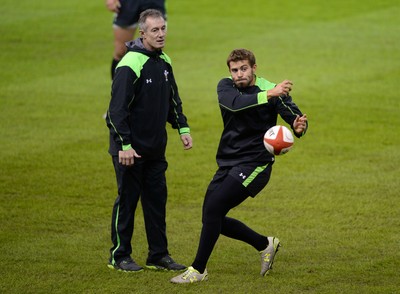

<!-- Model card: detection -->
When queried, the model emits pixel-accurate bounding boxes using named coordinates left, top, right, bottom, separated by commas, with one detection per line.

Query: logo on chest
left=144, top=70, right=169, bottom=85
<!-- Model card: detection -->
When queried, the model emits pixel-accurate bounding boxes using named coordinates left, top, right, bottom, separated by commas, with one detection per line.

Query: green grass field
left=1, top=0, right=399, bottom=293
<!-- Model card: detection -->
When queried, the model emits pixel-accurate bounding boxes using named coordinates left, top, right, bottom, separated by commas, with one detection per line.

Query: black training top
left=216, top=76, right=307, bottom=167
left=106, top=38, right=190, bottom=158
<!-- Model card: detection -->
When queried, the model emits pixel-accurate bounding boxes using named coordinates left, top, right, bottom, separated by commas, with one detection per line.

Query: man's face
left=141, top=16, right=166, bottom=51
left=229, top=60, right=256, bottom=88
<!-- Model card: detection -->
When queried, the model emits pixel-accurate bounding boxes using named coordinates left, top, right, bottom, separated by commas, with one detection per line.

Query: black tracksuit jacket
left=106, top=38, right=190, bottom=158
left=216, top=76, right=307, bottom=167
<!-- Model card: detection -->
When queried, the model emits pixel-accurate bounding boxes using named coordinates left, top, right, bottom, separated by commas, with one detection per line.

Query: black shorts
left=113, top=0, right=167, bottom=28
left=208, top=162, right=274, bottom=197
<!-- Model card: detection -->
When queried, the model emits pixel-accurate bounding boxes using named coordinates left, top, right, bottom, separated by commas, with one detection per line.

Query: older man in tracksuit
left=106, top=9, right=192, bottom=273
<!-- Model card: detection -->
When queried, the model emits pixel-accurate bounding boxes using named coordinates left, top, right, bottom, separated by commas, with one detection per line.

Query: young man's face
left=141, top=16, right=166, bottom=51
left=229, top=60, right=257, bottom=88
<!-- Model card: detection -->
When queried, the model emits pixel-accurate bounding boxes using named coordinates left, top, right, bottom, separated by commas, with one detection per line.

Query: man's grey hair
left=138, top=9, right=165, bottom=31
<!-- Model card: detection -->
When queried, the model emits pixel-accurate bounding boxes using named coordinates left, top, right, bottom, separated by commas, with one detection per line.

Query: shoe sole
left=107, top=264, right=144, bottom=273
left=170, top=276, right=209, bottom=284
left=146, top=264, right=187, bottom=272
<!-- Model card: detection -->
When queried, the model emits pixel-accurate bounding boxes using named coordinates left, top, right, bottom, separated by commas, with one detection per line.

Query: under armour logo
left=146, top=79, right=152, bottom=84
left=164, top=70, right=169, bottom=81
left=239, top=173, right=246, bottom=180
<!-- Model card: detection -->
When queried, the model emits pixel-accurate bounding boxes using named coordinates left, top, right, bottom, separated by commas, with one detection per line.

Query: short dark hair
left=226, top=49, right=256, bottom=68
left=138, top=9, right=165, bottom=31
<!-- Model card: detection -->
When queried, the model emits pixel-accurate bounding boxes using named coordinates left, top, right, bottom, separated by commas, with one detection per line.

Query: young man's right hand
left=267, top=80, right=293, bottom=99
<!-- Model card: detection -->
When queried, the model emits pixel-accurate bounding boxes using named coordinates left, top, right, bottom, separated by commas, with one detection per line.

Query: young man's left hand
left=293, top=114, right=307, bottom=135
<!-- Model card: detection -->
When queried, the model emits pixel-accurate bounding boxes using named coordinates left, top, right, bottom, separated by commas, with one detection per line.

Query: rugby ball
left=263, top=125, right=294, bottom=155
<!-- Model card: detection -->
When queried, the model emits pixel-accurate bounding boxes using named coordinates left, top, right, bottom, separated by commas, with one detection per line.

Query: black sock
left=222, top=217, right=268, bottom=251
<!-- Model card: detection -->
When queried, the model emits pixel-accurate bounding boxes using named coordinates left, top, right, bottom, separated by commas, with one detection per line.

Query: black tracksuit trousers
left=109, top=156, right=169, bottom=264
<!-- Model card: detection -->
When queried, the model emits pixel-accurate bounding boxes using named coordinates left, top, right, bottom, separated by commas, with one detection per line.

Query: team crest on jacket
left=164, top=70, right=169, bottom=81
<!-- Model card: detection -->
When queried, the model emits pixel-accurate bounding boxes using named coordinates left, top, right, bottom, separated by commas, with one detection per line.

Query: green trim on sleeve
left=255, top=76, right=276, bottom=104
left=257, top=92, right=268, bottom=104
left=179, top=127, right=190, bottom=135
left=122, top=144, right=132, bottom=151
